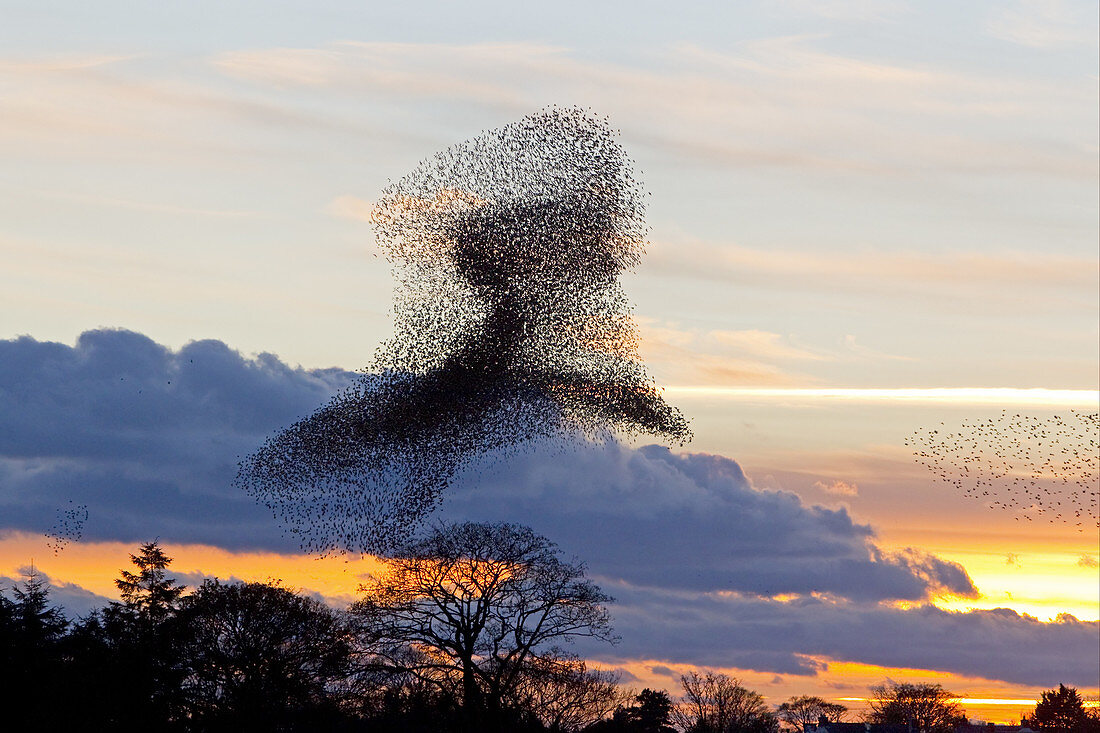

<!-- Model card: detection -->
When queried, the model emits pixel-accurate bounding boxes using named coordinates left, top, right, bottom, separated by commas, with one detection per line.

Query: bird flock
left=906, top=410, right=1100, bottom=529
left=236, top=107, right=691, bottom=555
left=45, top=501, right=88, bottom=554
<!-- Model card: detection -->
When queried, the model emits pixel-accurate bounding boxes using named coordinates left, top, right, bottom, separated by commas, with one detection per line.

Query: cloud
left=986, top=0, right=1098, bottom=49
left=441, top=442, right=977, bottom=602
left=31, top=189, right=256, bottom=218
left=0, top=329, right=357, bottom=550
left=610, top=667, right=642, bottom=683
left=589, top=586, right=1100, bottom=687
left=635, top=322, right=924, bottom=389
left=645, top=237, right=1099, bottom=308
left=1077, top=554, right=1098, bottom=568
left=840, top=335, right=914, bottom=362
left=0, top=329, right=972, bottom=603
left=0, top=52, right=369, bottom=159
left=709, top=330, right=830, bottom=362
left=213, top=42, right=563, bottom=109
left=4, top=328, right=1095, bottom=687
left=814, top=480, right=860, bottom=497
left=210, top=38, right=1096, bottom=182
left=636, top=322, right=819, bottom=387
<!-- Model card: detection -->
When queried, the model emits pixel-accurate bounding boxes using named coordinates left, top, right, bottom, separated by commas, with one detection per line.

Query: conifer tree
left=115, top=540, right=185, bottom=623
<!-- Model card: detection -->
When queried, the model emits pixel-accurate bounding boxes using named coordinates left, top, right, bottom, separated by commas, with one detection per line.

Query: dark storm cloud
left=4, top=329, right=1095, bottom=687
left=0, top=329, right=353, bottom=457
left=0, top=329, right=356, bottom=550
left=0, top=329, right=973, bottom=603
left=441, top=443, right=977, bottom=601
left=584, top=584, right=1100, bottom=687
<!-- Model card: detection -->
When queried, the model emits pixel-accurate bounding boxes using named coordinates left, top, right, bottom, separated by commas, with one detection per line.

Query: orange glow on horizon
left=0, top=531, right=385, bottom=606
left=589, top=656, right=1098, bottom=725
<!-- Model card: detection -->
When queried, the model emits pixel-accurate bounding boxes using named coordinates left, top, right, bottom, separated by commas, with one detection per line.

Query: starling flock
left=907, top=410, right=1100, bottom=530
left=45, top=501, right=88, bottom=554
left=236, top=107, right=691, bottom=555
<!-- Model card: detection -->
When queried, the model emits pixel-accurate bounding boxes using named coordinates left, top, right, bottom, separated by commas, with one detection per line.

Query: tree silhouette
left=9, top=568, right=68, bottom=645
left=866, top=683, right=965, bottom=733
left=0, top=569, right=69, bottom=728
left=505, top=655, right=623, bottom=731
left=776, top=695, right=849, bottom=730
left=673, top=672, right=778, bottom=733
left=1024, top=685, right=1100, bottom=733
left=173, top=579, right=354, bottom=731
left=64, top=541, right=188, bottom=728
left=351, top=521, right=616, bottom=732
left=115, top=540, right=185, bottom=623
left=0, top=585, right=13, bottom=653
left=588, top=688, right=677, bottom=732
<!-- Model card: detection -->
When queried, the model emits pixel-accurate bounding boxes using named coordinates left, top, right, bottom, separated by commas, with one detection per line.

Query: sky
left=1, top=0, right=1098, bottom=723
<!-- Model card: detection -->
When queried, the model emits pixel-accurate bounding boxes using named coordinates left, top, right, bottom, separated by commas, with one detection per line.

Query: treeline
left=1, top=524, right=1095, bottom=733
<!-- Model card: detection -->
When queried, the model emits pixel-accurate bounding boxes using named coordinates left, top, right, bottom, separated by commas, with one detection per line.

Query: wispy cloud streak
left=665, top=387, right=1100, bottom=405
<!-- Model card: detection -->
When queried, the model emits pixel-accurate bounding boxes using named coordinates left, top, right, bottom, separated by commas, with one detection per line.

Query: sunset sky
left=1, top=0, right=1097, bottom=723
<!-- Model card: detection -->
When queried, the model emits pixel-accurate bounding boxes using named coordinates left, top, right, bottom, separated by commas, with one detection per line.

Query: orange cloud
left=814, top=479, right=860, bottom=497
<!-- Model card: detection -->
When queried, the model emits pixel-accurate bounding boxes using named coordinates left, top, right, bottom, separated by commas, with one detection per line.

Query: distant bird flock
left=907, top=410, right=1100, bottom=529
left=46, top=501, right=88, bottom=553
left=236, top=107, right=691, bottom=555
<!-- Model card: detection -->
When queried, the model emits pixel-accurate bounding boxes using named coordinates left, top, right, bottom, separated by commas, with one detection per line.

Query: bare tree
left=776, top=695, right=849, bottom=731
left=673, top=671, right=778, bottom=733
left=865, top=682, right=965, bottom=733
left=505, top=654, right=624, bottom=731
left=351, top=521, right=616, bottom=731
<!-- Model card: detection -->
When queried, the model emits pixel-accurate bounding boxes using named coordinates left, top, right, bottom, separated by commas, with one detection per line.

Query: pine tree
left=11, top=567, right=68, bottom=647
left=115, top=540, right=185, bottom=623
left=2, top=569, right=69, bottom=727
left=95, top=541, right=188, bottom=728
